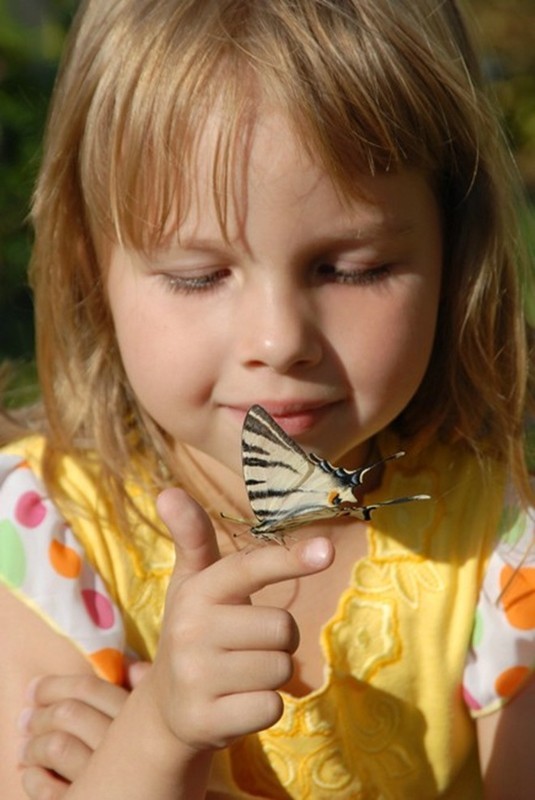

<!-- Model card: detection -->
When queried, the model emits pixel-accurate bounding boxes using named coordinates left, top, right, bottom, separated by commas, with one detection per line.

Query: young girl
left=1, top=0, right=534, bottom=797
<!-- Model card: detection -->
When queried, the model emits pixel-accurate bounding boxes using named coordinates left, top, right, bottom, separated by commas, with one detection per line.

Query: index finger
left=193, top=535, right=335, bottom=604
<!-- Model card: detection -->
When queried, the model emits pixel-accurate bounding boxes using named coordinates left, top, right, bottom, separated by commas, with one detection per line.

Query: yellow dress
left=0, top=432, right=513, bottom=797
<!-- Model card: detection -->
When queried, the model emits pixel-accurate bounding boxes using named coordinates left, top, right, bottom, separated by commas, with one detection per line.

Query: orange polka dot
left=48, top=538, right=82, bottom=579
left=495, top=665, right=531, bottom=699
left=89, top=648, right=126, bottom=685
left=500, top=564, right=535, bottom=630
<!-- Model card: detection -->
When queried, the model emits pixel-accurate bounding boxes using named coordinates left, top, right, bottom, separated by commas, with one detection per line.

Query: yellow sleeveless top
left=1, top=432, right=503, bottom=798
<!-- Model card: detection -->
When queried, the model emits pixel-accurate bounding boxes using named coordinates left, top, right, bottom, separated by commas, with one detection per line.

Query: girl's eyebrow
left=310, top=221, right=416, bottom=246
left=175, top=237, right=235, bottom=252
left=151, top=238, right=233, bottom=259
left=168, top=221, right=416, bottom=255
left=289, top=222, right=418, bottom=258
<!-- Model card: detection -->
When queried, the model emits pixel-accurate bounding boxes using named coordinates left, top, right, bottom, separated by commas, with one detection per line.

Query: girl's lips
left=265, top=407, right=331, bottom=437
left=226, top=401, right=337, bottom=437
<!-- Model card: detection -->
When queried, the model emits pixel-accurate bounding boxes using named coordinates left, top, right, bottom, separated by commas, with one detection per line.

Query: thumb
left=156, top=487, right=221, bottom=576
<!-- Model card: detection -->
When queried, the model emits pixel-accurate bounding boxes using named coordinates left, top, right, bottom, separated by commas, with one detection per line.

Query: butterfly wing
left=240, top=406, right=429, bottom=539
left=242, top=405, right=317, bottom=530
left=242, top=405, right=370, bottom=536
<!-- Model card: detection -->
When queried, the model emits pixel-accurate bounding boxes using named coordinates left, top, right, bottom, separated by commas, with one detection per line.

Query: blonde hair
left=14, top=0, right=535, bottom=516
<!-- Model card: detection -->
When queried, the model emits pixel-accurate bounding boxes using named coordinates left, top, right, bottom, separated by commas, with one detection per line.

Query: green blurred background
left=0, top=0, right=534, bottom=399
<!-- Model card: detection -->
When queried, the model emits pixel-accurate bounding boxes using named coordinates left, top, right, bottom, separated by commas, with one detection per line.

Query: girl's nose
left=238, top=287, right=323, bottom=374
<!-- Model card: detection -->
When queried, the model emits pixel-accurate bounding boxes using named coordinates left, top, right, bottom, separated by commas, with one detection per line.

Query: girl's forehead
left=114, top=100, right=319, bottom=248
left=145, top=108, right=347, bottom=237
left=151, top=106, right=317, bottom=244
left=146, top=111, right=437, bottom=258
left=114, top=98, right=438, bottom=257
left=194, top=106, right=313, bottom=188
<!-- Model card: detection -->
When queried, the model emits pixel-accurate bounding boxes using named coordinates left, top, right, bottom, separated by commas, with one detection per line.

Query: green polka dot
left=498, top=505, right=526, bottom=546
left=471, top=607, right=484, bottom=648
left=0, top=519, right=27, bottom=587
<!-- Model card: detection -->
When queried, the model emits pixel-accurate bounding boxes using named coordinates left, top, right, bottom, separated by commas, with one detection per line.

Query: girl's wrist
left=64, top=674, right=214, bottom=800
left=123, top=676, right=215, bottom=797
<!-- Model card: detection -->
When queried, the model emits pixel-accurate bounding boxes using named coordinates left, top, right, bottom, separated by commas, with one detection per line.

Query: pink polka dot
left=462, top=685, right=481, bottom=711
left=15, top=491, right=47, bottom=528
left=82, top=589, right=115, bottom=630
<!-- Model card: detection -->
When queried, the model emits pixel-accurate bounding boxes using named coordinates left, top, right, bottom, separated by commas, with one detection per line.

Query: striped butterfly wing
left=241, top=405, right=427, bottom=539
left=242, top=405, right=347, bottom=535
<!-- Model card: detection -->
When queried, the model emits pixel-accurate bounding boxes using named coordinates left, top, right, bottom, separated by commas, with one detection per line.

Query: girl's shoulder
left=0, top=432, right=46, bottom=468
left=463, top=478, right=535, bottom=716
left=381, top=428, right=534, bottom=716
left=0, top=437, right=127, bottom=683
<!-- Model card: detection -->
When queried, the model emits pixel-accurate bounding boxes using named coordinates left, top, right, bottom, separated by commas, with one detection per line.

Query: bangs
left=75, top=0, right=483, bottom=255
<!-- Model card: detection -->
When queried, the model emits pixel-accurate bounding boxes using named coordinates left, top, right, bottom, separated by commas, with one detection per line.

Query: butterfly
left=222, top=404, right=430, bottom=542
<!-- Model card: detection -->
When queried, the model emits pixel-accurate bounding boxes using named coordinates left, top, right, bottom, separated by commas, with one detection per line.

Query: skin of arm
left=20, top=665, right=246, bottom=800
left=477, top=674, right=535, bottom=800
left=0, top=582, right=99, bottom=799
left=2, top=488, right=334, bottom=799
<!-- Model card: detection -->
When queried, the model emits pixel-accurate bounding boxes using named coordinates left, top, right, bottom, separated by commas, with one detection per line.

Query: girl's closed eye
left=159, top=267, right=231, bottom=295
left=314, top=260, right=393, bottom=287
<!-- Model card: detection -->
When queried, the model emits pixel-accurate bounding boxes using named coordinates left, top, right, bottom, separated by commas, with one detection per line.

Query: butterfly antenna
left=352, top=451, right=406, bottom=485
left=361, top=493, right=430, bottom=519
left=220, top=511, right=252, bottom=525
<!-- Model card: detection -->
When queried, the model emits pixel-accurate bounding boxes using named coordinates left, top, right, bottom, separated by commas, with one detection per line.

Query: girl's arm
left=2, top=488, right=334, bottom=799
left=19, top=669, right=146, bottom=798
left=17, top=663, right=212, bottom=800
left=477, top=674, right=535, bottom=800
left=0, top=583, right=100, bottom=799
left=0, top=530, right=212, bottom=799
left=20, top=668, right=234, bottom=800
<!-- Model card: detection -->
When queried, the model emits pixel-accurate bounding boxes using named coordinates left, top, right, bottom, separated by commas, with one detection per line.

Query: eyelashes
left=158, top=263, right=393, bottom=296
left=314, top=262, right=392, bottom=286
left=159, top=269, right=231, bottom=295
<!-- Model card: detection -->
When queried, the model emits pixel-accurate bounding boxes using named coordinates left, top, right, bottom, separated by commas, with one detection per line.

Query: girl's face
left=107, top=111, right=442, bottom=477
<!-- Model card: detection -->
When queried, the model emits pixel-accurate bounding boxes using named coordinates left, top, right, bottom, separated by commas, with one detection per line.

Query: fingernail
left=301, top=537, right=331, bottom=568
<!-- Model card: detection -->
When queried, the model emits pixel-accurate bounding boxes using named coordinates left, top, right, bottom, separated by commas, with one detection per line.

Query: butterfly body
left=223, top=404, right=429, bottom=542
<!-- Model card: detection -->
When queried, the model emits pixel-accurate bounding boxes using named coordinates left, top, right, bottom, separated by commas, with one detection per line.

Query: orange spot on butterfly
left=327, top=490, right=340, bottom=506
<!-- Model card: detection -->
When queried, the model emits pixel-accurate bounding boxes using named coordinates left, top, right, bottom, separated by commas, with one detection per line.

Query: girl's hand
left=18, top=663, right=149, bottom=798
left=18, top=490, right=334, bottom=798
left=146, top=488, right=334, bottom=753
